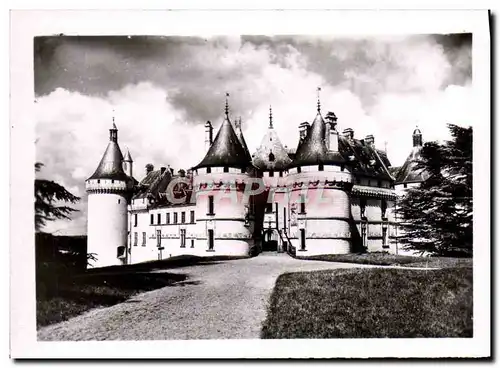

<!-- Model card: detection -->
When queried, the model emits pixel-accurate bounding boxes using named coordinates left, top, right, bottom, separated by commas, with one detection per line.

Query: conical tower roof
left=123, top=148, right=133, bottom=162
left=252, top=107, right=292, bottom=171
left=235, top=117, right=251, bottom=158
left=290, top=111, right=345, bottom=168
left=87, top=124, right=129, bottom=181
left=194, top=99, right=252, bottom=169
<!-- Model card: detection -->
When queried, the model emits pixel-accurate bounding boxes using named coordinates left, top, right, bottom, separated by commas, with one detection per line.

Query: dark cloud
left=35, top=34, right=472, bottom=124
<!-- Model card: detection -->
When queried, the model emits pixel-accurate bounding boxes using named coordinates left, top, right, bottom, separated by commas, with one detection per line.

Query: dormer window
left=268, top=152, right=275, bottom=162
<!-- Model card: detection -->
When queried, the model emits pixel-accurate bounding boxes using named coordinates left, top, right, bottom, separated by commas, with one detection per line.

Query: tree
left=396, top=124, right=473, bottom=257
left=35, top=162, right=81, bottom=232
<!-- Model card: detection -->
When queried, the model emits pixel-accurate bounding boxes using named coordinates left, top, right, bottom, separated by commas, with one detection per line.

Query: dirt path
left=37, top=253, right=367, bottom=341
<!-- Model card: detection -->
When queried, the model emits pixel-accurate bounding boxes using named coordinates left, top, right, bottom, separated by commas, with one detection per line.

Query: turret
left=286, top=90, right=353, bottom=256
left=412, top=126, right=423, bottom=147
left=123, top=148, right=133, bottom=177
left=85, top=118, right=133, bottom=268
left=192, top=93, right=255, bottom=256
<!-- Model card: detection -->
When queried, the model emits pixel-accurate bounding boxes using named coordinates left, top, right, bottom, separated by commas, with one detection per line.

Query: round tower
left=192, top=94, right=256, bottom=256
left=286, top=91, right=354, bottom=256
left=85, top=120, right=133, bottom=268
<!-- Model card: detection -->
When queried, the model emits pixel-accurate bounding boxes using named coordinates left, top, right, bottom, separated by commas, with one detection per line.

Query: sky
left=34, top=34, right=472, bottom=235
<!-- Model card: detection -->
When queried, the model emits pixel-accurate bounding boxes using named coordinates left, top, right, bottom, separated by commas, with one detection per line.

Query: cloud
left=34, top=35, right=472, bottom=235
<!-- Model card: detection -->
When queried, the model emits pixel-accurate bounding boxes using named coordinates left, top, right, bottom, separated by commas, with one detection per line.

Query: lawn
left=302, top=252, right=473, bottom=268
left=261, top=267, right=473, bottom=338
left=36, top=254, right=247, bottom=328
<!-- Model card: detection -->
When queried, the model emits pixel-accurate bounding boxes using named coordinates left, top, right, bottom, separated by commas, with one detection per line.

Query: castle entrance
left=262, top=229, right=278, bottom=252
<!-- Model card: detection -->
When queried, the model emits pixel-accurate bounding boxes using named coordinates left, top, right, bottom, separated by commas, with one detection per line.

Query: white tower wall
left=87, top=189, right=128, bottom=268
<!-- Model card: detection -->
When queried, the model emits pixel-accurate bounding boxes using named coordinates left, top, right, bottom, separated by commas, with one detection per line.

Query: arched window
left=268, top=151, right=275, bottom=162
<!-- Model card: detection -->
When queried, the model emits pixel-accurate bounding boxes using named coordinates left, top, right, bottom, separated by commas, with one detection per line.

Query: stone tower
left=286, top=96, right=354, bottom=256
left=192, top=95, right=256, bottom=256
left=85, top=121, right=134, bottom=268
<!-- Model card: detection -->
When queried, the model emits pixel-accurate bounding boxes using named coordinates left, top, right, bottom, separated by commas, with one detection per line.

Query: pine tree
left=396, top=124, right=473, bottom=256
left=35, top=162, right=80, bottom=231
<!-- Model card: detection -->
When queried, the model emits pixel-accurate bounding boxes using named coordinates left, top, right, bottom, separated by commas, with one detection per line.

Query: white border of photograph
left=9, top=9, right=490, bottom=359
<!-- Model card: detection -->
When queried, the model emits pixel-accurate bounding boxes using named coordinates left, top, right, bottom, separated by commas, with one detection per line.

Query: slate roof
left=252, top=127, right=292, bottom=171
left=193, top=112, right=252, bottom=169
left=395, top=146, right=429, bottom=184
left=338, top=136, right=394, bottom=180
left=87, top=140, right=130, bottom=181
left=133, top=168, right=194, bottom=207
left=290, top=112, right=346, bottom=168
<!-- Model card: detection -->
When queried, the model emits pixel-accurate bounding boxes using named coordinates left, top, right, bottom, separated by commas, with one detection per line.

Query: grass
left=302, top=252, right=473, bottom=268
left=36, top=254, right=247, bottom=328
left=261, top=267, right=473, bottom=338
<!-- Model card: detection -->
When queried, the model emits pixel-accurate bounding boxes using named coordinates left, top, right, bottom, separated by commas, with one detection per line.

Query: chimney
left=299, top=121, right=310, bottom=141
left=145, top=164, right=154, bottom=174
left=365, top=134, right=375, bottom=146
left=326, top=112, right=339, bottom=152
left=343, top=128, right=354, bottom=140
left=205, top=121, right=213, bottom=152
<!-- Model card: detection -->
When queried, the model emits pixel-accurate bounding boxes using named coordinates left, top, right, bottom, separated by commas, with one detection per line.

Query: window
left=156, top=230, right=161, bottom=247
left=223, top=167, right=229, bottom=173
left=404, top=183, right=408, bottom=188
left=269, top=170, right=274, bottom=177
left=318, top=164, right=324, bottom=171
left=300, top=229, right=306, bottom=251
left=134, top=232, right=138, bottom=246
left=297, top=167, right=301, bottom=173
left=157, top=213, right=161, bottom=225
left=180, top=229, right=186, bottom=248
left=150, top=214, right=154, bottom=225
left=279, top=171, right=283, bottom=177
left=190, top=210, right=195, bottom=223
left=174, top=212, right=178, bottom=224
left=142, top=232, right=146, bottom=246
left=341, top=165, right=345, bottom=172
left=181, top=212, right=186, bottom=224
left=381, top=199, right=387, bottom=219
left=268, top=152, right=275, bottom=162
left=97, top=179, right=100, bottom=184
left=134, top=214, right=138, bottom=227
left=299, top=195, right=306, bottom=214
left=360, top=198, right=367, bottom=218
left=208, top=195, right=214, bottom=215
left=206, top=167, right=211, bottom=174
left=166, top=213, right=170, bottom=224
left=191, top=239, right=195, bottom=248
left=118, top=199, right=121, bottom=204
left=112, top=180, right=114, bottom=184
left=208, top=229, right=214, bottom=250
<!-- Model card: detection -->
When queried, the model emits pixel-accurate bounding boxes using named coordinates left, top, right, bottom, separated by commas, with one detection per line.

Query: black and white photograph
left=9, top=9, right=490, bottom=359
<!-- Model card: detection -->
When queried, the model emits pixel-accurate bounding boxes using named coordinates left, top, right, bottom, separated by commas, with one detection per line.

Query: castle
left=85, top=96, right=425, bottom=268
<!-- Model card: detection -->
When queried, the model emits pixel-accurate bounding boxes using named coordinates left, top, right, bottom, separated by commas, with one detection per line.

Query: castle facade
left=85, top=97, right=425, bottom=267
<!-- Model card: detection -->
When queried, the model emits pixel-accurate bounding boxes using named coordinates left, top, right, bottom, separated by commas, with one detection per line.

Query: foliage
left=261, top=267, right=473, bottom=338
left=35, top=162, right=80, bottom=231
left=396, top=124, right=473, bottom=256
